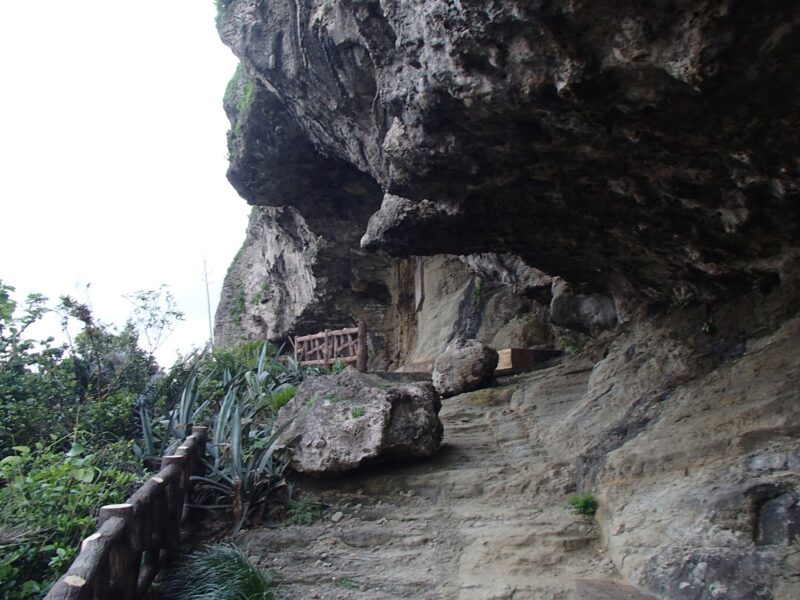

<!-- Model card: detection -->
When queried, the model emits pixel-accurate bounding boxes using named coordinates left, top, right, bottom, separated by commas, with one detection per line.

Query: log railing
left=45, top=426, right=208, bottom=600
left=294, top=321, right=367, bottom=371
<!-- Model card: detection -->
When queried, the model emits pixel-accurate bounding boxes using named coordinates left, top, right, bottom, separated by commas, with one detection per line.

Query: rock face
left=432, top=339, right=499, bottom=397
left=212, top=3, right=800, bottom=596
left=274, top=369, right=442, bottom=475
left=217, top=0, right=799, bottom=302
left=549, top=277, right=618, bottom=332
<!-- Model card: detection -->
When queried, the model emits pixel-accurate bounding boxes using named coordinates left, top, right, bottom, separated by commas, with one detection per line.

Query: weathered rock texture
left=238, top=289, right=799, bottom=599
left=213, top=2, right=800, bottom=596
left=432, top=338, right=499, bottom=397
left=274, top=368, right=442, bottom=475
left=218, top=0, right=799, bottom=303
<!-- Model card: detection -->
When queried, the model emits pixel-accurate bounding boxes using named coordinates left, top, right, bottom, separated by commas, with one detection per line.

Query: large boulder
left=274, top=368, right=442, bottom=475
left=432, top=339, right=499, bottom=398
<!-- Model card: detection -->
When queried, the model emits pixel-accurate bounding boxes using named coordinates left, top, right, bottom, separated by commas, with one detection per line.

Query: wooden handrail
left=294, top=321, right=367, bottom=371
left=44, top=426, right=208, bottom=600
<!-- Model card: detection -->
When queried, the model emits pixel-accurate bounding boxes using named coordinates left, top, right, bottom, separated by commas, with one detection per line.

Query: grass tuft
left=154, top=544, right=275, bottom=599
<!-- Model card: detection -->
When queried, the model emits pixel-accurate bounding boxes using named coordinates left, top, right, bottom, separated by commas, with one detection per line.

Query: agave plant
left=191, top=386, right=293, bottom=533
left=136, top=366, right=213, bottom=463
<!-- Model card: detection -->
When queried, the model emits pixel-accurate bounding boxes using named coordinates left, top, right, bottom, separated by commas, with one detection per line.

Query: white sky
left=0, top=1, right=250, bottom=364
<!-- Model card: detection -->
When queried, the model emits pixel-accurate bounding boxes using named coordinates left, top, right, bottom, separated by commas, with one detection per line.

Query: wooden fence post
left=357, top=321, right=367, bottom=372
left=45, top=427, right=209, bottom=600
left=98, top=505, right=138, bottom=600
left=159, top=458, right=186, bottom=550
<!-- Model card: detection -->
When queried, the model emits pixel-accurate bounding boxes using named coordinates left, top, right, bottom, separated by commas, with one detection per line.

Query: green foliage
left=471, top=277, right=485, bottom=303
left=285, top=496, right=324, bottom=526
left=234, top=80, right=255, bottom=136
left=223, top=63, right=242, bottom=107
left=350, top=406, right=365, bottom=419
left=268, top=385, right=296, bottom=411
left=251, top=281, right=271, bottom=305
left=154, top=543, right=275, bottom=600
left=567, top=493, right=597, bottom=516
left=0, top=280, right=190, bottom=595
left=191, top=403, right=291, bottom=533
left=0, top=281, right=76, bottom=453
left=0, top=438, right=141, bottom=599
left=701, top=318, right=715, bottom=334
left=78, top=390, right=138, bottom=441
left=337, top=578, right=358, bottom=590
left=555, top=330, right=587, bottom=355
left=230, top=285, right=247, bottom=328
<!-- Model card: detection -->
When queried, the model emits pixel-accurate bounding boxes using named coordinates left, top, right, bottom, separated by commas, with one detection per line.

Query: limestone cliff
left=213, top=1, right=799, bottom=597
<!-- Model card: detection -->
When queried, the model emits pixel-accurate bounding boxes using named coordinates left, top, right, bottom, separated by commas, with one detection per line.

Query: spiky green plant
left=155, top=544, right=275, bottom=600
left=191, top=395, right=293, bottom=533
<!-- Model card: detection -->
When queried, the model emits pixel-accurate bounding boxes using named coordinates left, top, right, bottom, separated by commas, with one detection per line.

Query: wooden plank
left=295, top=326, right=358, bottom=343
left=495, top=348, right=562, bottom=375
left=357, top=321, right=367, bottom=372
left=414, top=257, right=425, bottom=312
left=297, top=357, right=357, bottom=366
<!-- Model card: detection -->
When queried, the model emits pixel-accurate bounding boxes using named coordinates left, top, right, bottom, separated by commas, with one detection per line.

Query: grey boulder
left=274, top=368, right=442, bottom=475
left=432, top=339, right=499, bottom=398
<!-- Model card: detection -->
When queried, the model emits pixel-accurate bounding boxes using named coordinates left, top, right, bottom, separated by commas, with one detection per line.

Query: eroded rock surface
left=217, top=0, right=799, bottom=300
left=275, top=368, right=442, bottom=475
left=240, top=295, right=799, bottom=599
left=211, top=2, right=800, bottom=596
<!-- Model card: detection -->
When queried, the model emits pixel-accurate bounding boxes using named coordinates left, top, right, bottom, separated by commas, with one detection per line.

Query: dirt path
left=237, top=363, right=642, bottom=599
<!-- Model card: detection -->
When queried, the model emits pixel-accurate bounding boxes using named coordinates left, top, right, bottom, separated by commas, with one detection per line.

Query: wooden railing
left=45, top=426, right=208, bottom=600
left=294, top=321, right=367, bottom=371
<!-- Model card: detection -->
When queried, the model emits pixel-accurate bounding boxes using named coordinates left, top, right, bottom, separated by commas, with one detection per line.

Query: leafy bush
left=153, top=543, right=275, bottom=600
left=0, top=438, right=141, bottom=599
left=567, top=493, right=598, bottom=516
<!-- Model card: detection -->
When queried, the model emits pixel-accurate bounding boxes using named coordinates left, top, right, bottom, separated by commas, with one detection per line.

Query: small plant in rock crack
left=336, top=577, right=358, bottom=590
left=471, top=277, right=485, bottom=303
left=567, top=493, right=598, bottom=516
left=350, top=407, right=366, bottom=418
left=286, top=495, right=325, bottom=526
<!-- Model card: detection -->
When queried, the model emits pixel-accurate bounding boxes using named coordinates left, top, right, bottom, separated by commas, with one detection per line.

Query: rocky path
left=237, top=363, right=648, bottom=599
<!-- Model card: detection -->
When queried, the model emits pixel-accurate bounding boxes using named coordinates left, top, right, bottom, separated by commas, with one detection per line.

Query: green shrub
left=153, top=544, right=275, bottom=600
left=567, top=493, right=598, bottom=516
left=78, top=390, right=138, bottom=441
left=0, top=439, right=141, bottom=599
left=350, top=407, right=365, bottom=418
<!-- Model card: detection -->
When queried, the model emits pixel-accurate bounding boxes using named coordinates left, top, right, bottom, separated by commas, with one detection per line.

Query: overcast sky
left=0, top=1, right=250, bottom=364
